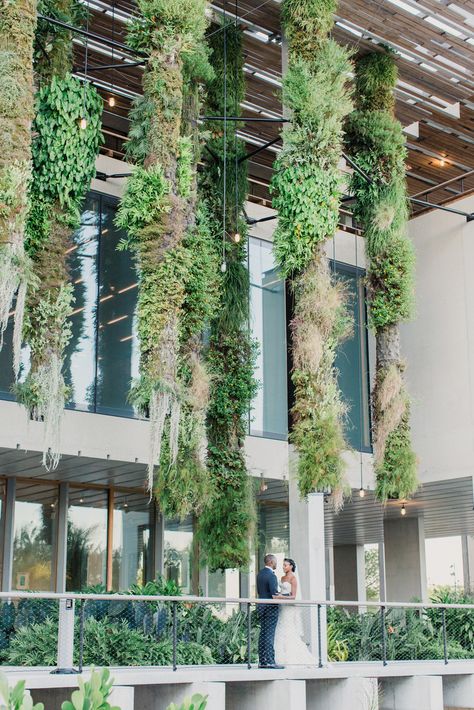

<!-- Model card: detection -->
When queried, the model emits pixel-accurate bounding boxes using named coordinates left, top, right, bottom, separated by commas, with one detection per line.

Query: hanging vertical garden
left=346, top=50, right=417, bottom=501
left=15, top=0, right=102, bottom=470
left=197, top=21, right=258, bottom=570
left=271, top=0, right=353, bottom=504
left=0, top=0, right=36, bottom=376
left=117, top=0, right=219, bottom=518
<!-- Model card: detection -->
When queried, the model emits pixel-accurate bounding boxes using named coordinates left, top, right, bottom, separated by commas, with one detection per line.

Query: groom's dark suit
left=257, top=566, right=279, bottom=667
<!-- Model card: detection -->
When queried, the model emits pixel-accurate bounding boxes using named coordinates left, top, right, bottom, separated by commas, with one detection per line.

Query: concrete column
left=384, top=517, right=427, bottom=602
left=152, top=507, right=164, bottom=579
left=55, top=483, right=69, bottom=593
left=307, top=678, right=378, bottom=710
left=135, top=682, right=225, bottom=710
left=333, top=544, right=366, bottom=602
left=443, top=674, right=474, bottom=709
left=289, top=474, right=326, bottom=661
left=227, top=680, right=306, bottom=710
left=379, top=542, right=387, bottom=603
left=1, top=477, right=15, bottom=592
left=326, top=546, right=335, bottom=601
left=462, top=535, right=474, bottom=594
left=381, top=676, right=443, bottom=710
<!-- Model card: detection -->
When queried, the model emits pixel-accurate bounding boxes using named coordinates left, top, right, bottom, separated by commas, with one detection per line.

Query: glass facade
left=113, top=491, right=152, bottom=590
left=164, top=517, right=193, bottom=593
left=249, top=237, right=288, bottom=440
left=66, top=487, right=108, bottom=591
left=12, top=482, right=58, bottom=591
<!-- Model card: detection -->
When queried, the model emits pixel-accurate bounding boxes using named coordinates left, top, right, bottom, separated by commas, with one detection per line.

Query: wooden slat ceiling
left=72, top=0, right=474, bottom=215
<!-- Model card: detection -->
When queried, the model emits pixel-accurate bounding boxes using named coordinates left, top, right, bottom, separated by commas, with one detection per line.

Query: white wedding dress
left=274, top=581, right=316, bottom=665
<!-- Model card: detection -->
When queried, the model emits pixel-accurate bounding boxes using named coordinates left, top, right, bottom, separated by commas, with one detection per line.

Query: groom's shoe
left=265, top=664, right=285, bottom=669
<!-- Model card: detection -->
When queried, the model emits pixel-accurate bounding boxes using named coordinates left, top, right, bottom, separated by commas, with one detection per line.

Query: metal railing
left=0, top=592, right=473, bottom=672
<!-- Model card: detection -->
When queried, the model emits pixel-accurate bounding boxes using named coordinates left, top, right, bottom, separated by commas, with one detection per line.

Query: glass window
left=12, top=481, right=58, bottom=591
left=334, top=264, right=371, bottom=452
left=249, top=237, right=288, bottom=439
left=112, top=491, right=152, bottom=590
left=64, top=195, right=100, bottom=411
left=66, top=488, right=107, bottom=591
left=0, top=317, right=15, bottom=400
left=164, top=517, right=193, bottom=593
left=96, top=195, right=139, bottom=417
left=256, top=479, right=289, bottom=576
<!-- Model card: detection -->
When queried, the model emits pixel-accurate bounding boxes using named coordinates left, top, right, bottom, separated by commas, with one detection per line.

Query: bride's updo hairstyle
left=284, top=558, right=296, bottom=572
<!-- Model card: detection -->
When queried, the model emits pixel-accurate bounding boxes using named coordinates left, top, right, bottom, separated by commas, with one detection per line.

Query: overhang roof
left=70, top=0, right=474, bottom=215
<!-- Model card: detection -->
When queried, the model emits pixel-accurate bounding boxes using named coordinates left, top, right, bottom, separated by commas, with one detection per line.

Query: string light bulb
left=108, top=96, right=116, bottom=107
left=440, top=155, right=446, bottom=167
left=233, top=232, right=241, bottom=243
left=359, top=487, right=365, bottom=498
left=221, top=261, right=227, bottom=273
left=401, top=503, right=406, bottom=516
left=79, top=116, right=87, bottom=130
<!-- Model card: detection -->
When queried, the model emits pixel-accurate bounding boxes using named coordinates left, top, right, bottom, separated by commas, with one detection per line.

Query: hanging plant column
left=0, top=0, right=36, bottom=375
left=346, top=51, right=417, bottom=501
left=197, top=22, right=258, bottom=571
left=17, top=3, right=102, bottom=470
left=116, top=0, right=212, bottom=498
left=271, top=0, right=353, bottom=504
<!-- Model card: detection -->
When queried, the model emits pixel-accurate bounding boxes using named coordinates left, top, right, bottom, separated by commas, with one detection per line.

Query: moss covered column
left=346, top=51, right=417, bottom=501
left=271, top=0, right=353, bottom=505
left=197, top=22, right=258, bottom=570
left=17, top=0, right=102, bottom=470
left=0, top=0, right=36, bottom=375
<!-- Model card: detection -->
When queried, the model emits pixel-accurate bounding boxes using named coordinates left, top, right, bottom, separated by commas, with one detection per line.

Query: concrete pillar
left=380, top=676, right=443, bottom=710
left=33, top=687, right=134, bottom=710
left=326, top=546, right=335, bottom=601
left=109, top=686, right=134, bottom=709
left=1, top=477, right=15, bottom=592
left=384, top=517, right=427, bottom=602
left=55, top=483, right=69, bottom=592
left=134, top=682, right=225, bottom=710
left=379, top=542, right=387, bottom=602
left=443, top=674, right=474, bottom=709
left=289, top=475, right=327, bottom=661
left=307, top=678, right=378, bottom=710
left=333, top=544, right=366, bottom=602
left=227, top=679, right=306, bottom=710
left=462, top=535, right=474, bottom=594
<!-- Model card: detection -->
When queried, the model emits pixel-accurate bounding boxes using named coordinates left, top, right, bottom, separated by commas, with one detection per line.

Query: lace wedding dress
left=274, top=581, right=316, bottom=665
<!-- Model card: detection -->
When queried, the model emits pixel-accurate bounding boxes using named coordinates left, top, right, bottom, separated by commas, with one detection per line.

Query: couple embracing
left=256, top=553, right=315, bottom=668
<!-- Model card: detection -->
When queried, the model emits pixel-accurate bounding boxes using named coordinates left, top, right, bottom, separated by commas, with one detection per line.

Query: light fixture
left=108, top=96, right=116, bottom=107
left=233, top=232, right=241, bottom=243
left=124, top=503, right=128, bottom=508
left=359, top=487, right=365, bottom=498
left=79, top=117, right=88, bottom=130
left=220, top=261, right=227, bottom=273
left=79, top=498, right=84, bottom=504
left=401, top=503, right=406, bottom=516
left=440, top=154, right=446, bottom=167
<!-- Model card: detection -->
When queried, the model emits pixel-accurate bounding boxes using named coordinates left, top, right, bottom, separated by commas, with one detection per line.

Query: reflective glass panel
left=0, top=317, right=14, bottom=400
left=164, top=517, right=193, bottom=593
left=112, top=491, right=152, bottom=590
left=256, top=479, right=289, bottom=573
left=96, top=195, right=139, bottom=417
left=249, top=237, right=288, bottom=439
left=66, top=488, right=107, bottom=591
left=12, top=481, right=58, bottom=591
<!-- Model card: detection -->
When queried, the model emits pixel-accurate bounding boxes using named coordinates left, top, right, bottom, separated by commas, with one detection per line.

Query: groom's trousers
left=258, top=605, right=279, bottom=666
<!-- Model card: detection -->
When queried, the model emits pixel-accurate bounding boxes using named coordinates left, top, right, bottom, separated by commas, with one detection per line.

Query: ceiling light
left=233, top=232, right=241, bottom=243
left=108, top=96, right=116, bottom=107
left=385, top=0, right=422, bottom=16
left=440, top=156, right=446, bottom=166
left=420, top=62, right=437, bottom=72
left=425, top=15, right=466, bottom=38
left=401, top=503, right=407, bottom=516
left=79, top=117, right=88, bottom=130
left=359, top=487, right=365, bottom=498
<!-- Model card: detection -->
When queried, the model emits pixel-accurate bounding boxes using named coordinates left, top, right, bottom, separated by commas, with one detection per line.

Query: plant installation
left=15, top=1, right=102, bottom=470
left=346, top=51, right=417, bottom=501
left=271, top=0, right=353, bottom=503
left=116, top=0, right=219, bottom=516
left=0, top=0, right=36, bottom=377
left=197, top=21, right=258, bottom=570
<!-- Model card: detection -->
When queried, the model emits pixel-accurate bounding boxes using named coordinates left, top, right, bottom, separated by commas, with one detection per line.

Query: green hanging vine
left=346, top=51, right=417, bottom=501
left=271, top=0, right=353, bottom=505
left=196, top=22, right=258, bottom=571
left=116, top=0, right=218, bottom=514
left=15, top=1, right=102, bottom=470
left=0, top=0, right=36, bottom=377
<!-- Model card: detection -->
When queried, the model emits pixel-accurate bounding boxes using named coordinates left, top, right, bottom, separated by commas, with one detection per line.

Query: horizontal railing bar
left=1, top=591, right=474, bottom=610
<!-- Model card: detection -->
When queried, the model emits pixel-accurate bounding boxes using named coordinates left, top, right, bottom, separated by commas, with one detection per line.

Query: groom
left=256, top=554, right=284, bottom=669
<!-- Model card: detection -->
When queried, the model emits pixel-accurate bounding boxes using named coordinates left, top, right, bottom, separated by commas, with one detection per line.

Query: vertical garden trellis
left=0, top=0, right=37, bottom=377
left=271, top=0, right=353, bottom=505
left=117, top=0, right=218, bottom=517
left=197, top=19, right=258, bottom=570
left=346, top=51, right=417, bottom=501
left=16, top=0, right=102, bottom=470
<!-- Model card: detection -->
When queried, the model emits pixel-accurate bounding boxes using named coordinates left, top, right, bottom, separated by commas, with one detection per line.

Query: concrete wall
left=403, top=194, right=474, bottom=485
left=384, top=517, right=427, bottom=602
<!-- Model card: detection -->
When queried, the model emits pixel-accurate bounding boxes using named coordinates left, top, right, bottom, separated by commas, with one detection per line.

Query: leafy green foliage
left=0, top=672, right=43, bottom=710
left=61, top=668, right=120, bottom=710
left=35, top=0, right=86, bottom=82
left=115, top=164, right=170, bottom=245
left=166, top=695, right=208, bottom=710
left=281, top=0, right=337, bottom=60
left=127, top=0, right=208, bottom=55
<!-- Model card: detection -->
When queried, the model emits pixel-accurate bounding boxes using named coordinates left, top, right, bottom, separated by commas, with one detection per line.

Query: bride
left=274, top=558, right=316, bottom=665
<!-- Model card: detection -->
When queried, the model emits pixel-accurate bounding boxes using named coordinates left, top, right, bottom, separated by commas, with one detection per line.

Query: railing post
left=442, top=607, right=448, bottom=665
left=78, top=598, right=85, bottom=673
left=246, top=602, right=252, bottom=670
left=172, top=601, right=177, bottom=671
left=381, top=605, right=387, bottom=667
left=53, top=598, right=76, bottom=674
left=317, top=604, right=322, bottom=668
